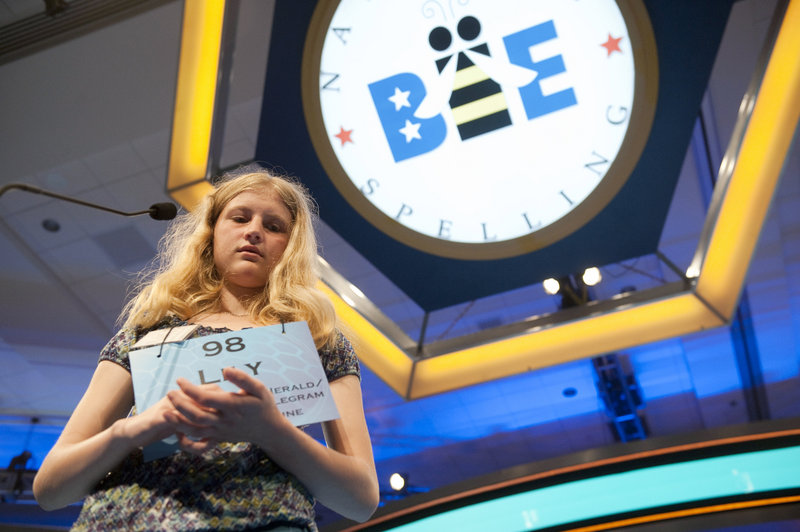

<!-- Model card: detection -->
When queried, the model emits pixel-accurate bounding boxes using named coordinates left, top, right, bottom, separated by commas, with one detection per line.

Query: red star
left=601, top=34, right=623, bottom=56
left=334, top=126, right=353, bottom=146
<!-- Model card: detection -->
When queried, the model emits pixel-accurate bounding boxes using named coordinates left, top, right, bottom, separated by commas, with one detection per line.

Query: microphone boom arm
left=0, top=183, right=177, bottom=220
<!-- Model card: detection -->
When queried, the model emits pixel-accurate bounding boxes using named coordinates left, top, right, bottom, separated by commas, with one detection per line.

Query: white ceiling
left=0, top=0, right=798, bottom=529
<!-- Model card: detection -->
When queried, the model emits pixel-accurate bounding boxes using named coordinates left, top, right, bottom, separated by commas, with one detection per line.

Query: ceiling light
left=389, top=472, right=407, bottom=492
left=582, top=267, right=602, bottom=286
left=685, top=263, right=700, bottom=279
left=543, top=278, right=560, bottom=295
left=349, top=283, right=365, bottom=299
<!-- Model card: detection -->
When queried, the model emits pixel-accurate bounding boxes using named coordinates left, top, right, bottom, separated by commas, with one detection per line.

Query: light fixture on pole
left=582, top=267, right=602, bottom=286
left=542, top=278, right=560, bottom=295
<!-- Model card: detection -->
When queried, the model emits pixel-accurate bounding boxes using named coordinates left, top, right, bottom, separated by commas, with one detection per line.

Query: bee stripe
left=450, top=78, right=503, bottom=108
left=452, top=65, right=489, bottom=90
left=451, top=92, right=509, bottom=124
left=457, top=110, right=513, bottom=140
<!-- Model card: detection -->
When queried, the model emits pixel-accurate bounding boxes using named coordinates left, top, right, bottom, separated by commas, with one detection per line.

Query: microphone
left=0, top=183, right=178, bottom=221
left=148, top=202, right=178, bottom=220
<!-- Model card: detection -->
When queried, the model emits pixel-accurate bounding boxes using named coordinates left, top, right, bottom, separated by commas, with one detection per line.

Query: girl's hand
left=165, top=367, right=283, bottom=454
left=121, top=395, right=181, bottom=448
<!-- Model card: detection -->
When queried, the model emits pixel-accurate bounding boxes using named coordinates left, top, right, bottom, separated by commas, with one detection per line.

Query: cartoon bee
left=430, top=15, right=511, bottom=140
left=416, top=14, right=535, bottom=142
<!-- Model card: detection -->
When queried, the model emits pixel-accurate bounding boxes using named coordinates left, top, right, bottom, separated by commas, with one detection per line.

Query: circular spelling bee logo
left=303, top=0, right=657, bottom=260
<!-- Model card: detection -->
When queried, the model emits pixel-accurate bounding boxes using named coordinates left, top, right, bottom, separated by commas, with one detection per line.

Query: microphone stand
left=0, top=183, right=177, bottom=220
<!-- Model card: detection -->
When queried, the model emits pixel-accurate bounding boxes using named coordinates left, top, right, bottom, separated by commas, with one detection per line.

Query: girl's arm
left=33, top=361, right=178, bottom=510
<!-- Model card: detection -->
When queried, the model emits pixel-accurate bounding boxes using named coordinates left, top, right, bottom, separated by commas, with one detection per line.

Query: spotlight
left=582, top=267, right=602, bottom=286
left=542, top=278, right=560, bottom=295
left=389, top=473, right=407, bottom=492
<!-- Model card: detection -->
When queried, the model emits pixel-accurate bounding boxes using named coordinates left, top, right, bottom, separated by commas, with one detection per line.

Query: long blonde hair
left=121, top=169, right=336, bottom=347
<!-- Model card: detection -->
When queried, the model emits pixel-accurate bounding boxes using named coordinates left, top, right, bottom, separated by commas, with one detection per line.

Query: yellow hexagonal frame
left=166, top=0, right=800, bottom=400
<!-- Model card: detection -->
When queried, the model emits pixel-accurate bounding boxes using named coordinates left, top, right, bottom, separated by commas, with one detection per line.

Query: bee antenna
left=422, top=0, right=448, bottom=21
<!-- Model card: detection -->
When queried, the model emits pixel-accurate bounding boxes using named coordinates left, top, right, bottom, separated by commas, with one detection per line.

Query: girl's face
left=212, top=187, right=292, bottom=292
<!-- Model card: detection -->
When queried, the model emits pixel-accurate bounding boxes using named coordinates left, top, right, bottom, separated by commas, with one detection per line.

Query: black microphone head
left=148, top=202, right=178, bottom=221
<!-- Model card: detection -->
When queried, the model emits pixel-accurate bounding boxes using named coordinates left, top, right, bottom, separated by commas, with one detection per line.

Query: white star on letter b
left=388, top=87, right=411, bottom=111
left=398, top=120, right=422, bottom=143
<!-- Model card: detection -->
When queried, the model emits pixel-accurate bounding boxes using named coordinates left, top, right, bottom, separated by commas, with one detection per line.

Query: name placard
left=130, top=321, right=339, bottom=460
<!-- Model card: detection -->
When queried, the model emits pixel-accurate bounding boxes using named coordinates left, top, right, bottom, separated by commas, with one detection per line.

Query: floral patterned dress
left=70, top=317, right=360, bottom=532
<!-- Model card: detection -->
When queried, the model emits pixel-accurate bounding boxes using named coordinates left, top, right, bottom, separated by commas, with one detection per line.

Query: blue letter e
left=368, top=73, right=446, bottom=162
left=503, top=20, right=577, bottom=120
